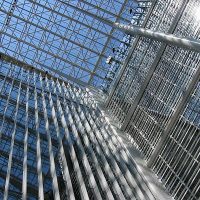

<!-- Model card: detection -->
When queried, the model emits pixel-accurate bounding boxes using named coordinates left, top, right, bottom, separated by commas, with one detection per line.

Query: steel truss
left=0, top=0, right=133, bottom=87
left=106, top=0, right=200, bottom=200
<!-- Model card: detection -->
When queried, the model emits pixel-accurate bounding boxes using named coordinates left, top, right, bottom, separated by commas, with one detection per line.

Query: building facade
left=0, top=0, right=199, bottom=200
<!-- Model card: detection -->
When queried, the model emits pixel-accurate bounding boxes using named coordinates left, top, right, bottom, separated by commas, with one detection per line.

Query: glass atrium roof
left=0, top=0, right=134, bottom=87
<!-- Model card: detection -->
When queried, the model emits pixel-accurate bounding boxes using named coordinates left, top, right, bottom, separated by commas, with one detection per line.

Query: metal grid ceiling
left=0, top=0, right=133, bottom=87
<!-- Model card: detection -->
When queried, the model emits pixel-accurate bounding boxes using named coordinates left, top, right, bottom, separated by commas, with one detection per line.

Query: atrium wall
left=106, top=0, right=200, bottom=199
left=0, top=57, right=162, bottom=199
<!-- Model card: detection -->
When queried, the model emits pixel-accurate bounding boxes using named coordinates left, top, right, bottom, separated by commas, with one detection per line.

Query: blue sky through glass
left=0, top=0, right=136, bottom=87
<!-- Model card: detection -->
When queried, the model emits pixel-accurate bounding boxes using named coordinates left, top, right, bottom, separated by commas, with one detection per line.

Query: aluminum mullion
left=148, top=66, right=200, bottom=167
left=33, top=71, right=44, bottom=200
left=0, top=111, right=59, bottom=152
left=61, top=84, right=115, bottom=200
left=22, top=71, right=30, bottom=200
left=120, top=44, right=171, bottom=131
left=187, top=174, right=200, bottom=200
left=0, top=63, right=15, bottom=94
left=89, top=91, right=158, bottom=200
left=88, top=0, right=129, bottom=84
left=166, top=128, right=195, bottom=173
left=76, top=96, right=141, bottom=198
left=55, top=83, right=90, bottom=200
left=152, top=126, right=182, bottom=176
left=99, top=122, right=155, bottom=200
left=68, top=88, right=138, bottom=199
left=109, top=0, right=188, bottom=129
left=0, top=146, right=38, bottom=178
left=62, top=84, right=129, bottom=200
left=68, top=92, right=128, bottom=200
left=0, top=78, right=15, bottom=135
left=112, top=40, right=155, bottom=120
left=56, top=83, right=103, bottom=200
left=1, top=31, right=103, bottom=80
left=58, top=0, right=130, bottom=24
left=68, top=101, right=113, bottom=199
left=105, top=0, right=157, bottom=105
left=3, top=71, right=23, bottom=200
left=92, top=96, right=157, bottom=200
left=39, top=73, right=60, bottom=200
left=168, top=130, right=198, bottom=190
left=46, top=77, right=75, bottom=200
left=93, top=116, right=149, bottom=200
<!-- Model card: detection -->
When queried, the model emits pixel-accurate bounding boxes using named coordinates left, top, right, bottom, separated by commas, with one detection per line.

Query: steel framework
left=0, top=0, right=134, bottom=87
left=0, top=0, right=200, bottom=200
left=106, top=0, right=200, bottom=200
left=0, top=56, right=168, bottom=199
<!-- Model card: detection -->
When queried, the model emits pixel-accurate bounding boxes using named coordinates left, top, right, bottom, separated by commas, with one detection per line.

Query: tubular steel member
left=113, top=23, right=200, bottom=52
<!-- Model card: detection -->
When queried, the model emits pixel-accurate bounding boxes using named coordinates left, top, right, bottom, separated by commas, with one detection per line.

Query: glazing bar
left=39, top=73, right=61, bottom=200
left=63, top=88, right=127, bottom=199
left=80, top=89, right=154, bottom=200
left=55, top=83, right=90, bottom=200
left=46, top=77, right=75, bottom=200
left=105, top=0, right=157, bottom=106
left=22, top=71, right=30, bottom=200
left=33, top=72, right=44, bottom=200
left=61, top=83, right=116, bottom=200
left=57, top=82, right=103, bottom=200
left=65, top=86, right=135, bottom=199
left=3, top=70, right=23, bottom=200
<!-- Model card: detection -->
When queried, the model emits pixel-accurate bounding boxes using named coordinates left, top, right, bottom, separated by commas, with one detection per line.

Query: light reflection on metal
left=114, top=23, right=200, bottom=52
left=106, top=1, right=200, bottom=200
left=0, top=56, right=158, bottom=199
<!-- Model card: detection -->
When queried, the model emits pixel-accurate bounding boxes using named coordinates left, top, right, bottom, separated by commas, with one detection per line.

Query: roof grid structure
left=0, top=0, right=134, bottom=87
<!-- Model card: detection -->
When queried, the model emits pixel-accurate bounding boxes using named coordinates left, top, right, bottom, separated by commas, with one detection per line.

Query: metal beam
left=1, top=30, right=99, bottom=84
left=0, top=52, right=68, bottom=85
left=27, top=0, right=122, bottom=42
left=113, top=23, right=200, bottom=52
left=0, top=113, right=58, bottom=148
left=105, top=1, right=157, bottom=106
left=120, top=0, right=190, bottom=131
left=58, top=0, right=130, bottom=24
left=88, top=0, right=129, bottom=84
left=0, top=7, right=107, bottom=59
